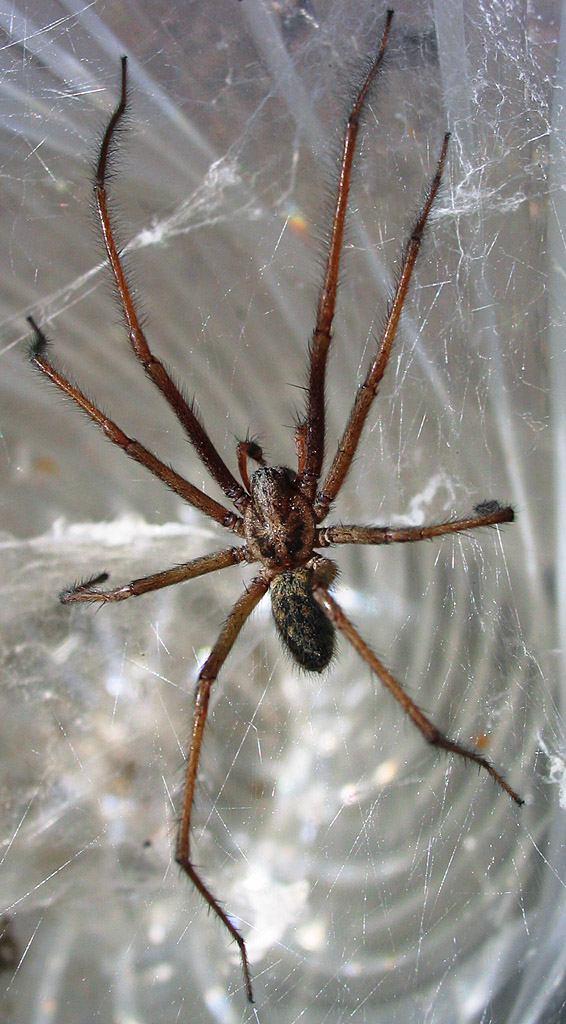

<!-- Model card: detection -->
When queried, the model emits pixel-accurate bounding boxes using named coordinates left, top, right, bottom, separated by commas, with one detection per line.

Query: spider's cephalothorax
left=28, top=11, right=522, bottom=1004
left=244, top=465, right=316, bottom=567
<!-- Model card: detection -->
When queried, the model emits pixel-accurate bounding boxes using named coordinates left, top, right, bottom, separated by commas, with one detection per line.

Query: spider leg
left=28, top=318, right=243, bottom=534
left=94, top=57, right=247, bottom=510
left=316, top=502, right=514, bottom=547
left=236, top=439, right=265, bottom=492
left=314, top=133, right=450, bottom=522
left=313, top=586, right=524, bottom=806
left=60, top=547, right=246, bottom=604
left=299, top=11, right=394, bottom=499
left=176, top=575, right=269, bottom=1003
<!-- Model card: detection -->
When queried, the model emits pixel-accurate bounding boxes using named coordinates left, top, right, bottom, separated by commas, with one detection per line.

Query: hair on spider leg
left=383, top=130, right=451, bottom=293
left=26, top=315, right=49, bottom=360
left=59, top=573, right=110, bottom=604
left=243, top=439, right=265, bottom=463
left=474, top=499, right=515, bottom=522
left=90, top=60, right=153, bottom=338
left=314, top=24, right=393, bottom=230
left=28, top=317, right=99, bottom=412
left=236, top=436, right=268, bottom=492
left=92, top=55, right=130, bottom=187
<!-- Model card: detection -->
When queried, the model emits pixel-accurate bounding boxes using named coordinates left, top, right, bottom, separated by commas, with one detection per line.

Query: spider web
left=0, top=1, right=564, bottom=1023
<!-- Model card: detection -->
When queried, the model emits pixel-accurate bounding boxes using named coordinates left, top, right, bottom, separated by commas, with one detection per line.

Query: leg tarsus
left=176, top=854, right=254, bottom=1002
left=96, top=55, right=127, bottom=186
left=424, top=726, right=525, bottom=806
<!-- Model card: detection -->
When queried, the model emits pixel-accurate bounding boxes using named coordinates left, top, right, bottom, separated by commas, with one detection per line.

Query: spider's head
left=244, top=466, right=316, bottom=569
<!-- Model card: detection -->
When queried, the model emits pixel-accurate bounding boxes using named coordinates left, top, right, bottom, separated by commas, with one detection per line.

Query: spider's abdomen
left=270, top=567, right=334, bottom=672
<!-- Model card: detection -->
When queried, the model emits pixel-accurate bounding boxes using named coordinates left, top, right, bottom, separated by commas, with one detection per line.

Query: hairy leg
left=314, top=133, right=450, bottom=521
left=94, top=57, right=247, bottom=509
left=316, top=502, right=514, bottom=547
left=28, top=318, right=243, bottom=534
left=313, top=586, right=523, bottom=806
left=300, top=11, right=394, bottom=499
left=60, top=547, right=246, bottom=604
left=175, top=575, right=269, bottom=1003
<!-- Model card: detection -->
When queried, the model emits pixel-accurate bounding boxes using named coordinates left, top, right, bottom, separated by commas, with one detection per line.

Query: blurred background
left=0, top=1, right=564, bottom=1022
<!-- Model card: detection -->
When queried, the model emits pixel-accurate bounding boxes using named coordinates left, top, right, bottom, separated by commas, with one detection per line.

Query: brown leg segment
left=175, top=576, right=269, bottom=1003
left=313, top=586, right=523, bottom=806
left=300, top=11, right=394, bottom=500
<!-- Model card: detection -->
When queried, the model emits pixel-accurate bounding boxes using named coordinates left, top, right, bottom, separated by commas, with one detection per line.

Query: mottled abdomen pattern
left=270, top=567, right=334, bottom=672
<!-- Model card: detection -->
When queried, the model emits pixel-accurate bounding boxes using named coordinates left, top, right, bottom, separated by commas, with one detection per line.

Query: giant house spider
left=28, top=10, right=522, bottom=1002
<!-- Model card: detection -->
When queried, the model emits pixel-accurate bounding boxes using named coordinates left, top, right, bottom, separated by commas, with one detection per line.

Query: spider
left=28, top=10, right=523, bottom=1003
